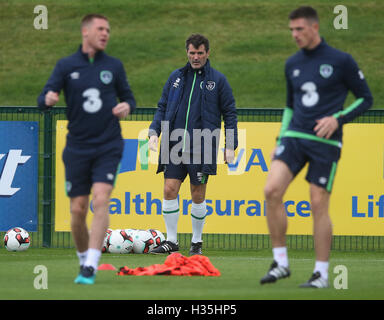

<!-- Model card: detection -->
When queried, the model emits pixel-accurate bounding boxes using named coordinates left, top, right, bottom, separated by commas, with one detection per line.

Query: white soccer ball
left=147, top=229, right=165, bottom=248
left=132, top=230, right=155, bottom=254
left=4, top=227, right=31, bottom=252
left=102, top=228, right=113, bottom=253
left=124, top=228, right=137, bottom=239
left=108, top=229, right=134, bottom=254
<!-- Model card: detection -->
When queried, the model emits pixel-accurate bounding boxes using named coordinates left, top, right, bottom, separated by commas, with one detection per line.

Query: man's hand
left=224, top=148, right=235, bottom=164
left=148, top=135, right=159, bottom=152
left=112, top=102, right=131, bottom=119
left=314, top=116, right=339, bottom=139
left=45, top=91, right=59, bottom=106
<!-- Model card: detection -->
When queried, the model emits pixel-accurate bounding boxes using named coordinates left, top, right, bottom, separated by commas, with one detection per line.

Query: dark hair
left=289, top=6, right=319, bottom=22
left=185, top=34, right=210, bottom=52
left=81, top=14, right=108, bottom=28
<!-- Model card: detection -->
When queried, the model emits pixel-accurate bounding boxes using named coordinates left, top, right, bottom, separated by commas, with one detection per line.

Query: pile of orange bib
left=117, top=252, right=220, bottom=277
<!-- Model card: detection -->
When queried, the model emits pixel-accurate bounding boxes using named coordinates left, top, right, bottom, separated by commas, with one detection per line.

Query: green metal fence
left=1, top=106, right=384, bottom=251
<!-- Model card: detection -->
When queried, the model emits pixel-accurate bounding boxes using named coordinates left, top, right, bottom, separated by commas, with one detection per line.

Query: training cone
left=98, top=263, right=117, bottom=271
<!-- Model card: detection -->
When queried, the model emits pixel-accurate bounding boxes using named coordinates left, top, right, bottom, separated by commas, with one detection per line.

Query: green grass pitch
left=0, top=248, right=383, bottom=300
left=1, top=0, right=384, bottom=305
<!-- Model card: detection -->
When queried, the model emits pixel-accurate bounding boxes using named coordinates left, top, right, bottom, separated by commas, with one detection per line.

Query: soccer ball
left=4, top=227, right=31, bottom=252
left=124, top=228, right=137, bottom=239
left=102, top=228, right=113, bottom=253
left=132, top=230, right=155, bottom=254
left=108, top=229, right=134, bottom=254
left=147, top=229, right=165, bottom=248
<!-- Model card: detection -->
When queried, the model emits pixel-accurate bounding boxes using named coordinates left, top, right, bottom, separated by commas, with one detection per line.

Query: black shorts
left=163, top=162, right=209, bottom=185
left=274, top=137, right=341, bottom=192
left=62, top=139, right=124, bottom=197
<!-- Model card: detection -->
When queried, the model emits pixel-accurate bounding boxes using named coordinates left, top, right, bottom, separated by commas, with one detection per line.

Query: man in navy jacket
left=148, top=34, right=238, bottom=255
left=37, top=14, right=136, bottom=284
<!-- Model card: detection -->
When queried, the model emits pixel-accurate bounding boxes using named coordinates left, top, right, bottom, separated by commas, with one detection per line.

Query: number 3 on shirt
left=301, top=81, right=319, bottom=107
left=82, top=88, right=103, bottom=113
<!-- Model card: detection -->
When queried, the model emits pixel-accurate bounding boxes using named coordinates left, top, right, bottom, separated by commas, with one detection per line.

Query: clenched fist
left=148, top=135, right=159, bottom=152
left=112, top=102, right=131, bottom=119
left=45, top=91, right=59, bottom=106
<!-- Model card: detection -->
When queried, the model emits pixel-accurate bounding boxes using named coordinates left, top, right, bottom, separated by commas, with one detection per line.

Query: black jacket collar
left=77, top=44, right=106, bottom=62
left=302, top=37, right=327, bottom=56
left=180, top=59, right=211, bottom=76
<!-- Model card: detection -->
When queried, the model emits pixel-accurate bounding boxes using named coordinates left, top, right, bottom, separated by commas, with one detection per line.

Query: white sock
left=273, top=246, right=289, bottom=268
left=191, top=201, right=207, bottom=243
left=314, top=261, right=329, bottom=280
left=162, top=199, right=179, bottom=244
left=84, top=248, right=101, bottom=272
left=76, top=250, right=88, bottom=266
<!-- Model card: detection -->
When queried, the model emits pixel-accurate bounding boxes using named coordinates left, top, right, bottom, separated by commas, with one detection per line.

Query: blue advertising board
left=0, top=122, right=38, bottom=231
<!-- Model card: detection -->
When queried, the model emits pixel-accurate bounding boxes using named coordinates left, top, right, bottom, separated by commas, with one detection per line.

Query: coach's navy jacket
left=149, top=60, right=238, bottom=175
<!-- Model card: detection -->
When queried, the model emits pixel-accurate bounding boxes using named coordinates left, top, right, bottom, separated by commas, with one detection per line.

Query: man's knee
left=310, top=184, right=330, bottom=216
left=191, top=192, right=205, bottom=204
left=264, top=183, right=284, bottom=203
left=264, top=160, right=292, bottom=203
left=91, top=182, right=113, bottom=211
left=190, top=184, right=206, bottom=203
left=92, top=192, right=110, bottom=211
left=164, top=187, right=177, bottom=199
left=70, top=197, right=89, bottom=218
left=164, top=180, right=181, bottom=199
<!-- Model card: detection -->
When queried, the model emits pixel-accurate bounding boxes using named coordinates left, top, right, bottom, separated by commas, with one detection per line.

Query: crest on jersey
left=100, top=70, right=113, bottom=84
left=319, top=64, right=333, bottom=78
left=70, top=72, right=80, bottom=80
left=275, top=145, right=285, bottom=156
left=206, top=81, right=216, bottom=91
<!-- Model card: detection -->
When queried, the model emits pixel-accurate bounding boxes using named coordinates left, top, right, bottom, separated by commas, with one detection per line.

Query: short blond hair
left=81, top=14, right=108, bottom=29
